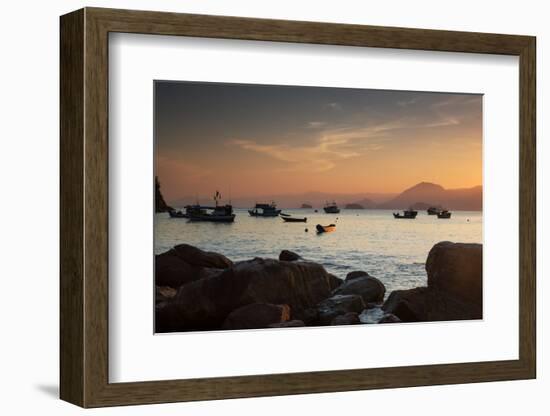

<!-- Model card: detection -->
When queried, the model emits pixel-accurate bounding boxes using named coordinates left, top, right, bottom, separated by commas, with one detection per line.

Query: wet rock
left=317, top=294, right=365, bottom=325
left=223, top=303, right=291, bottom=330
left=279, top=250, right=301, bottom=261
left=157, top=257, right=340, bottom=331
left=383, top=286, right=482, bottom=322
left=172, top=244, right=233, bottom=269
left=345, top=270, right=370, bottom=281
left=382, top=242, right=483, bottom=323
left=331, top=312, right=360, bottom=325
left=426, top=242, right=482, bottom=305
left=155, top=244, right=231, bottom=288
left=332, top=275, right=386, bottom=304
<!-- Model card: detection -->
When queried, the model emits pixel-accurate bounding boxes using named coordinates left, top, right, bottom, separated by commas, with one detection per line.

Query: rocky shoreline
left=155, top=241, right=482, bottom=332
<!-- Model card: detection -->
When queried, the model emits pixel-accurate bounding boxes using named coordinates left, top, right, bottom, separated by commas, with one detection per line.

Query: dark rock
left=426, top=242, right=482, bottom=305
left=223, top=303, right=291, bottom=330
left=317, top=294, right=365, bottom=325
left=172, top=244, right=233, bottom=269
left=345, top=270, right=370, bottom=281
left=332, top=275, right=386, bottom=304
left=383, top=286, right=482, bottom=322
left=365, top=302, right=380, bottom=309
left=155, top=285, right=177, bottom=304
left=378, top=313, right=401, bottom=323
left=155, top=245, right=231, bottom=288
left=331, top=312, right=360, bottom=325
left=328, top=273, right=344, bottom=289
left=158, top=257, right=340, bottom=331
left=382, top=242, right=483, bottom=323
left=293, top=307, right=319, bottom=326
left=155, top=176, right=173, bottom=212
left=268, top=320, right=305, bottom=328
left=279, top=250, right=301, bottom=262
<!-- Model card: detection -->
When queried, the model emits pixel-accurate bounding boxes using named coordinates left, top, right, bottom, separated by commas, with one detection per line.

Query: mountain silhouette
left=377, top=182, right=482, bottom=210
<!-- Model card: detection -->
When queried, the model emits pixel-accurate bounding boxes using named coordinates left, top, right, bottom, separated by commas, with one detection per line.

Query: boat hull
left=323, top=207, right=340, bottom=214
left=188, top=214, right=235, bottom=223
left=281, top=216, right=307, bottom=223
left=248, top=210, right=281, bottom=217
left=316, top=224, right=336, bottom=233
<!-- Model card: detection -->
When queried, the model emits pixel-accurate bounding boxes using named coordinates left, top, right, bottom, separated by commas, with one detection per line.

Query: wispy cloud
left=307, top=121, right=327, bottom=128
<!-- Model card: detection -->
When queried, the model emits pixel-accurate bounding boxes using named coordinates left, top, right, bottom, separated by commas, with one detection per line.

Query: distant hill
left=377, top=182, right=482, bottom=211
left=348, top=198, right=377, bottom=209
left=345, top=203, right=365, bottom=209
left=167, top=182, right=481, bottom=211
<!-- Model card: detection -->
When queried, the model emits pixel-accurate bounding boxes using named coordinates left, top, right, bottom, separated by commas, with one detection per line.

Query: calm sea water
left=155, top=208, right=482, bottom=295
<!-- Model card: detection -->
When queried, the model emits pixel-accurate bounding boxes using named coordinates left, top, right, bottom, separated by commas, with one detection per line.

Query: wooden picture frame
left=60, top=7, right=536, bottom=408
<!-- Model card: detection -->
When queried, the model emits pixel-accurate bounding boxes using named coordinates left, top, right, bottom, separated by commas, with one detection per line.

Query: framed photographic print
left=60, top=7, right=536, bottom=408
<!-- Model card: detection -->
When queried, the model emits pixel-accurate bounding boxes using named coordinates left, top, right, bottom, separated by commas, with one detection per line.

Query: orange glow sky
left=155, top=82, right=482, bottom=202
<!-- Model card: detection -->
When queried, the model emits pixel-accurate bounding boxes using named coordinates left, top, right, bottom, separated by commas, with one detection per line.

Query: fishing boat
left=323, top=201, right=340, bottom=214
left=168, top=209, right=186, bottom=218
left=281, top=214, right=307, bottom=223
left=393, top=208, right=418, bottom=219
left=316, top=223, right=336, bottom=233
left=187, top=191, right=235, bottom=223
left=437, top=210, right=452, bottom=219
left=248, top=202, right=281, bottom=217
left=427, top=206, right=441, bottom=215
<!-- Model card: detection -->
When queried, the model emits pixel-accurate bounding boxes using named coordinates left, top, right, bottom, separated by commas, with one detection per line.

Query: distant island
left=344, top=203, right=365, bottom=209
left=301, top=203, right=313, bottom=209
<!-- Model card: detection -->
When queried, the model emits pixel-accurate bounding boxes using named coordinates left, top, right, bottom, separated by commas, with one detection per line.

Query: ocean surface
left=155, top=208, right=482, bottom=295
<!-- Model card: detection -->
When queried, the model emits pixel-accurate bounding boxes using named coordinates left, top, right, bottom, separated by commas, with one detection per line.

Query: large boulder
left=332, top=275, right=386, bottom=304
left=222, top=303, right=291, bottom=330
left=382, top=287, right=482, bottom=322
left=157, top=257, right=340, bottom=331
left=279, top=250, right=301, bottom=261
left=426, top=242, right=482, bottom=305
left=155, top=245, right=232, bottom=288
left=172, top=244, right=233, bottom=269
left=317, top=294, right=365, bottom=325
left=382, top=242, right=483, bottom=323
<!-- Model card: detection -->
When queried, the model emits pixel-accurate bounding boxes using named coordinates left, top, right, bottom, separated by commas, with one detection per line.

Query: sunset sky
left=155, top=81, right=482, bottom=203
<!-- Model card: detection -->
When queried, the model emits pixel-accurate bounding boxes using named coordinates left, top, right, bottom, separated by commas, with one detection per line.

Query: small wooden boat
left=281, top=215, right=307, bottom=223
left=316, top=223, right=336, bottom=233
left=393, top=209, right=418, bottom=219
left=437, top=210, right=452, bottom=219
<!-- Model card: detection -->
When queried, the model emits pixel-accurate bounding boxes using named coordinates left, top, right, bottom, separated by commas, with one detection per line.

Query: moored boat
left=437, top=210, right=452, bottom=219
left=281, top=214, right=307, bottom=223
left=187, top=191, right=235, bottom=222
left=427, top=206, right=442, bottom=215
left=248, top=202, right=281, bottom=217
left=323, top=201, right=340, bottom=214
left=316, top=223, right=336, bottom=233
left=393, top=208, right=418, bottom=219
